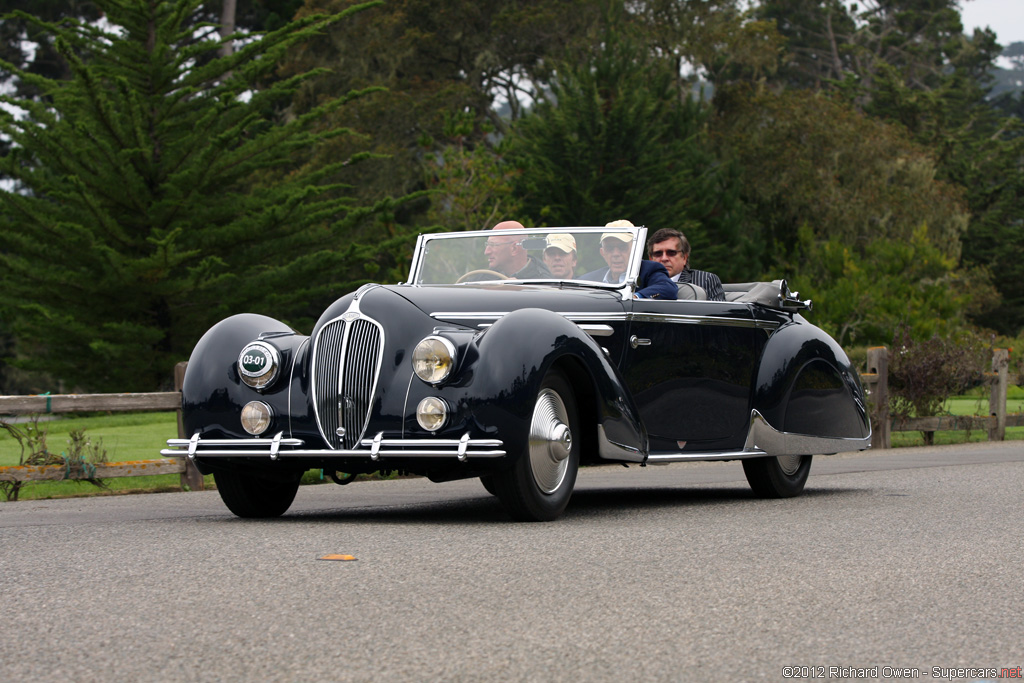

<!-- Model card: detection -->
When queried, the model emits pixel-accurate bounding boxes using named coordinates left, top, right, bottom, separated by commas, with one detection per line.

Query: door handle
left=630, top=335, right=651, bottom=349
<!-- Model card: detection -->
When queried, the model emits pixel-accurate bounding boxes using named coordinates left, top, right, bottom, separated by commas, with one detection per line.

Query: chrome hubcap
left=777, top=454, right=802, bottom=476
left=529, top=388, right=572, bottom=494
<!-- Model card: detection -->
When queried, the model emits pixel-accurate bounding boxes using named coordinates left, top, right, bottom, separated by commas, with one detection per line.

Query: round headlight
left=241, top=401, right=273, bottom=435
left=412, top=336, right=457, bottom=384
left=416, top=397, right=449, bottom=432
left=238, top=341, right=280, bottom=390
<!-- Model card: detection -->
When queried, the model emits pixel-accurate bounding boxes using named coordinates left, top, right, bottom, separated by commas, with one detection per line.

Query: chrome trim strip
left=645, top=449, right=767, bottom=463
left=577, top=324, right=614, bottom=337
left=596, top=424, right=645, bottom=462
left=642, top=410, right=871, bottom=463
left=743, top=409, right=872, bottom=456
left=167, top=436, right=306, bottom=449
left=287, top=337, right=309, bottom=438
left=430, top=311, right=779, bottom=330
left=628, top=312, right=779, bottom=330
left=162, top=434, right=506, bottom=460
left=355, top=437, right=503, bottom=448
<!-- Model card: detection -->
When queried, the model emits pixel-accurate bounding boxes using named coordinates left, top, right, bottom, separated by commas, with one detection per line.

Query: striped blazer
left=676, top=268, right=726, bottom=302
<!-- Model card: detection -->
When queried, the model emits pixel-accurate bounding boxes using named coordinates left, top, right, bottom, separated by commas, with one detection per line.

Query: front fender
left=752, top=318, right=870, bottom=440
left=405, top=308, right=647, bottom=463
left=181, top=313, right=308, bottom=443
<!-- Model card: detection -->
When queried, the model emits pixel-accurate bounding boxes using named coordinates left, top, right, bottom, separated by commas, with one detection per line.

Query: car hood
left=386, top=282, right=626, bottom=322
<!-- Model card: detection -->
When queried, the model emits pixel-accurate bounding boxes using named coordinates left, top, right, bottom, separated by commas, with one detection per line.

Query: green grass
left=0, top=412, right=337, bottom=501
left=0, top=412, right=216, bottom=501
left=888, top=387, right=1024, bottom=447
left=4, top=388, right=1022, bottom=500
left=0, top=412, right=178, bottom=466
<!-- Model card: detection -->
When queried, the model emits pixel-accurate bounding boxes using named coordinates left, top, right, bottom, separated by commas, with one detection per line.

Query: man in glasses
left=646, top=227, right=725, bottom=301
left=486, top=221, right=552, bottom=278
left=581, top=220, right=676, bottom=299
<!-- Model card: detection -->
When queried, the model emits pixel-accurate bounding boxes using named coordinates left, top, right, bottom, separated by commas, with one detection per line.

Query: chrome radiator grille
left=311, top=316, right=384, bottom=449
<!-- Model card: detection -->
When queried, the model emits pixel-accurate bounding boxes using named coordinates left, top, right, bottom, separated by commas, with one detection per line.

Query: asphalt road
left=1, top=442, right=1022, bottom=682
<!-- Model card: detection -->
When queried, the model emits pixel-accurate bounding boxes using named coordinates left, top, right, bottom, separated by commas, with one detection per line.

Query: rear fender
left=752, top=319, right=870, bottom=441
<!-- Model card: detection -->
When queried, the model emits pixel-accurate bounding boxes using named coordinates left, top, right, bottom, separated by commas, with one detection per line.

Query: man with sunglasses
left=646, top=227, right=725, bottom=301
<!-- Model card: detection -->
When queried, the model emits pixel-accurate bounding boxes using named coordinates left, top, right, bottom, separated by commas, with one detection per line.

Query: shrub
left=888, top=326, right=991, bottom=443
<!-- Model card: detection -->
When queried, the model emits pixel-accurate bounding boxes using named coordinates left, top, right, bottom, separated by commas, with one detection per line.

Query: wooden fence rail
left=1, top=350, right=1020, bottom=489
left=0, top=362, right=202, bottom=490
left=861, top=347, right=1023, bottom=449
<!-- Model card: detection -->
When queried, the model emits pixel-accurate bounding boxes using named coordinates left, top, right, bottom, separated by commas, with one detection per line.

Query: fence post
left=174, top=362, right=204, bottom=491
left=988, top=349, right=1008, bottom=442
left=866, top=346, right=890, bottom=450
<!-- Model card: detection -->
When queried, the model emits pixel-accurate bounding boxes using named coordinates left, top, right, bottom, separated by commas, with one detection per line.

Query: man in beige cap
left=581, top=220, right=676, bottom=299
left=543, top=233, right=578, bottom=278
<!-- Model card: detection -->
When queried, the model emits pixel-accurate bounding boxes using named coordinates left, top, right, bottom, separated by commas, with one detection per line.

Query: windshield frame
left=405, top=226, right=648, bottom=297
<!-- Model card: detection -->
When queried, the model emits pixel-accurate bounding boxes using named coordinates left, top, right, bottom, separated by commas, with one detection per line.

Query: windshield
left=408, top=226, right=645, bottom=287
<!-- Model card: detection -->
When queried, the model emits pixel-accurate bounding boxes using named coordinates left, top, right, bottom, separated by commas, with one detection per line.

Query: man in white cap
left=543, top=233, right=578, bottom=278
left=581, top=220, right=676, bottom=299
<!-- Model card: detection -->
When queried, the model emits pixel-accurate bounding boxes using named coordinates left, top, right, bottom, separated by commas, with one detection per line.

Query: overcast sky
left=959, top=0, right=1024, bottom=46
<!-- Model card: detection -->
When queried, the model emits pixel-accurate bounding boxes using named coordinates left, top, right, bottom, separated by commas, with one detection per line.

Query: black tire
left=213, top=469, right=301, bottom=518
left=742, top=455, right=812, bottom=498
left=479, top=475, right=499, bottom=496
left=493, top=370, right=580, bottom=522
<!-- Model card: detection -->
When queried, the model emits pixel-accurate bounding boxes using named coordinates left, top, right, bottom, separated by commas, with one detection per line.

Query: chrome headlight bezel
left=237, top=341, right=281, bottom=390
left=416, top=396, right=449, bottom=432
left=411, top=335, right=457, bottom=385
left=240, top=401, right=273, bottom=435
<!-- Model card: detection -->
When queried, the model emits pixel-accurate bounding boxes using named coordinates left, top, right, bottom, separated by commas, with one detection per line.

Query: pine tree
left=0, top=0, right=392, bottom=392
left=506, top=29, right=756, bottom=281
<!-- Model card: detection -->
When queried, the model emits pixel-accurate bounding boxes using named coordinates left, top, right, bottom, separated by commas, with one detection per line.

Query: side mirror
left=520, top=237, right=549, bottom=251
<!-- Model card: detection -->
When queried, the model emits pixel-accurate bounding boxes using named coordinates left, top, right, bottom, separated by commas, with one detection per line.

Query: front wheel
left=493, top=370, right=580, bottom=522
left=213, top=469, right=301, bottom=518
left=742, top=455, right=812, bottom=498
left=479, top=475, right=499, bottom=496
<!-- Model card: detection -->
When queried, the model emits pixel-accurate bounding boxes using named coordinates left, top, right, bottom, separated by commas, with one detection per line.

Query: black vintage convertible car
left=163, top=226, right=870, bottom=521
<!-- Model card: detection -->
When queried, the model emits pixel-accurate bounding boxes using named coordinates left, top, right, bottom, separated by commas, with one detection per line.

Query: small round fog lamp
left=412, top=336, right=456, bottom=384
left=241, top=401, right=273, bottom=435
left=416, top=397, right=449, bottom=432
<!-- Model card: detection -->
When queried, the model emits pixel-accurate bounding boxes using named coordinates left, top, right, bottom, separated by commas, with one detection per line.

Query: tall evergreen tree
left=0, top=0, right=395, bottom=392
left=506, top=28, right=756, bottom=281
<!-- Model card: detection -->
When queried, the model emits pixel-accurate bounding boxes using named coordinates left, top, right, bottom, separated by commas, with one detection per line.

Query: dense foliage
left=506, top=28, right=758, bottom=281
left=0, top=0, right=399, bottom=391
left=0, top=0, right=1022, bottom=393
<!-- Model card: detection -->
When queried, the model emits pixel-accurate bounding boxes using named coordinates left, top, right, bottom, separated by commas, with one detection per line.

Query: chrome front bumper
left=161, top=431, right=506, bottom=462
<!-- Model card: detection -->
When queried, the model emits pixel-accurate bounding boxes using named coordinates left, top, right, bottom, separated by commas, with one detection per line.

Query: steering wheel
left=456, top=269, right=510, bottom=283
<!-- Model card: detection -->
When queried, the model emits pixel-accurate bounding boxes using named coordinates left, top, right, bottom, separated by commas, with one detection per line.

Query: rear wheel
left=213, top=469, right=301, bottom=518
left=493, top=370, right=579, bottom=522
left=742, top=455, right=812, bottom=498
